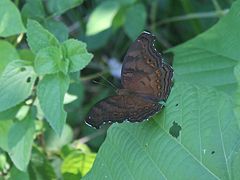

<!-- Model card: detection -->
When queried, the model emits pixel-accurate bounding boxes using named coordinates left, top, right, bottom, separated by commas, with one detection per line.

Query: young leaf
left=0, top=60, right=37, bottom=112
left=8, top=112, right=35, bottom=171
left=124, top=3, right=147, bottom=40
left=0, top=0, right=26, bottom=37
left=27, top=20, right=60, bottom=54
left=37, top=73, right=70, bottom=135
left=0, top=40, right=19, bottom=75
left=86, top=1, right=120, bottom=35
left=84, top=82, right=240, bottom=179
left=61, top=151, right=96, bottom=178
left=170, top=0, right=240, bottom=94
left=62, top=39, right=93, bottom=72
left=34, top=46, right=68, bottom=75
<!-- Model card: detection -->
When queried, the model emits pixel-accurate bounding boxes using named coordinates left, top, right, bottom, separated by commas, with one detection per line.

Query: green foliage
left=124, top=3, right=147, bottom=40
left=37, top=73, right=70, bottom=135
left=86, top=1, right=120, bottom=35
left=0, top=61, right=37, bottom=112
left=0, top=0, right=26, bottom=37
left=0, top=41, right=19, bottom=74
left=85, top=82, right=240, bottom=179
left=171, top=0, right=240, bottom=94
left=0, top=0, right=239, bottom=179
left=8, top=111, right=35, bottom=171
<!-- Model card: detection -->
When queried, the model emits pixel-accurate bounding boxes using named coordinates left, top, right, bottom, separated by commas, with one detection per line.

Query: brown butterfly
left=86, top=31, right=173, bottom=129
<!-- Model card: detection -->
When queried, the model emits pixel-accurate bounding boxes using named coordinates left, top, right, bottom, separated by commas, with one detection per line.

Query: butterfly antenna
left=98, top=73, right=118, bottom=91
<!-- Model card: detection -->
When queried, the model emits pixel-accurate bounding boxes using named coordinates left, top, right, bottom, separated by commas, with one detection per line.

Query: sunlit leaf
left=0, top=60, right=37, bottom=112
left=8, top=112, right=35, bottom=171
left=27, top=20, right=60, bottom=54
left=0, top=40, right=19, bottom=75
left=86, top=1, right=119, bottom=35
left=0, top=0, right=26, bottom=37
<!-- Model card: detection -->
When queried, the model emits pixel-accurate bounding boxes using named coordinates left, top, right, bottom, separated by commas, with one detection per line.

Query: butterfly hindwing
left=86, top=95, right=162, bottom=128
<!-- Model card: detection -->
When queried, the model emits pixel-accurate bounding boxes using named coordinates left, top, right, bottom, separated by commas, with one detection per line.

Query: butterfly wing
left=121, top=31, right=173, bottom=100
left=86, top=95, right=162, bottom=129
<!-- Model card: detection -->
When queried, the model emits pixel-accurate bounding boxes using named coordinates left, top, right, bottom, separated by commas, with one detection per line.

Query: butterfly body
left=86, top=31, right=173, bottom=129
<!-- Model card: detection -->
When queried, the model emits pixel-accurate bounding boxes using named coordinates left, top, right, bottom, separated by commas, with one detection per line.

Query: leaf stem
left=156, top=9, right=229, bottom=26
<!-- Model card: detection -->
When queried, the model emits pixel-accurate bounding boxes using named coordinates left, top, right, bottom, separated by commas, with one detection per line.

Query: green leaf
left=0, top=40, right=19, bottom=75
left=62, top=151, right=96, bottom=178
left=37, top=73, right=70, bottom=135
left=0, top=105, right=20, bottom=121
left=28, top=147, right=56, bottom=180
left=0, top=119, right=13, bottom=151
left=44, top=20, right=69, bottom=42
left=9, top=166, right=30, bottom=180
left=112, top=0, right=136, bottom=5
left=0, top=0, right=26, bottom=37
left=34, top=46, right=68, bottom=75
left=21, top=0, right=45, bottom=21
left=84, top=83, right=240, bottom=179
left=8, top=112, right=35, bottom=171
left=124, top=3, right=147, bottom=40
left=18, top=49, right=35, bottom=62
left=0, top=60, right=37, bottom=112
left=47, top=0, right=83, bottom=16
left=84, top=29, right=112, bottom=50
left=62, top=39, right=93, bottom=72
left=170, top=0, right=240, bottom=94
left=86, top=1, right=120, bottom=35
left=27, top=20, right=60, bottom=54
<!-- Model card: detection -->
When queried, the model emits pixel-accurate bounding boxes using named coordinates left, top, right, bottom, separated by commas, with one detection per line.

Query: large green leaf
left=0, top=40, right=19, bottom=75
left=86, top=1, right=120, bottom=35
left=27, top=20, right=60, bottom=54
left=0, top=0, right=26, bottom=37
left=37, top=73, right=70, bottom=135
left=170, top=0, right=240, bottom=94
left=0, top=119, right=13, bottom=151
left=0, top=60, right=37, bottom=112
left=84, top=83, right=240, bottom=179
left=8, top=112, right=35, bottom=171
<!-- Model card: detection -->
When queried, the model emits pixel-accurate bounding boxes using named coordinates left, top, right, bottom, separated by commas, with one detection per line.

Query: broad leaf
left=62, top=39, right=93, bottom=72
left=0, top=40, right=19, bottom=75
left=0, top=60, right=37, bottom=112
left=124, top=3, right=147, bottom=40
left=27, top=20, right=59, bottom=54
left=86, top=1, right=119, bottom=35
left=84, top=83, right=240, bottom=179
left=8, top=112, right=35, bottom=171
left=170, top=0, right=240, bottom=94
left=37, top=73, right=70, bottom=135
left=0, top=0, right=26, bottom=37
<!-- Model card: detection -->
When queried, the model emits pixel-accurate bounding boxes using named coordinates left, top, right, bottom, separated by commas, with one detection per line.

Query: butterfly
left=86, top=31, right=173, bottom=129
